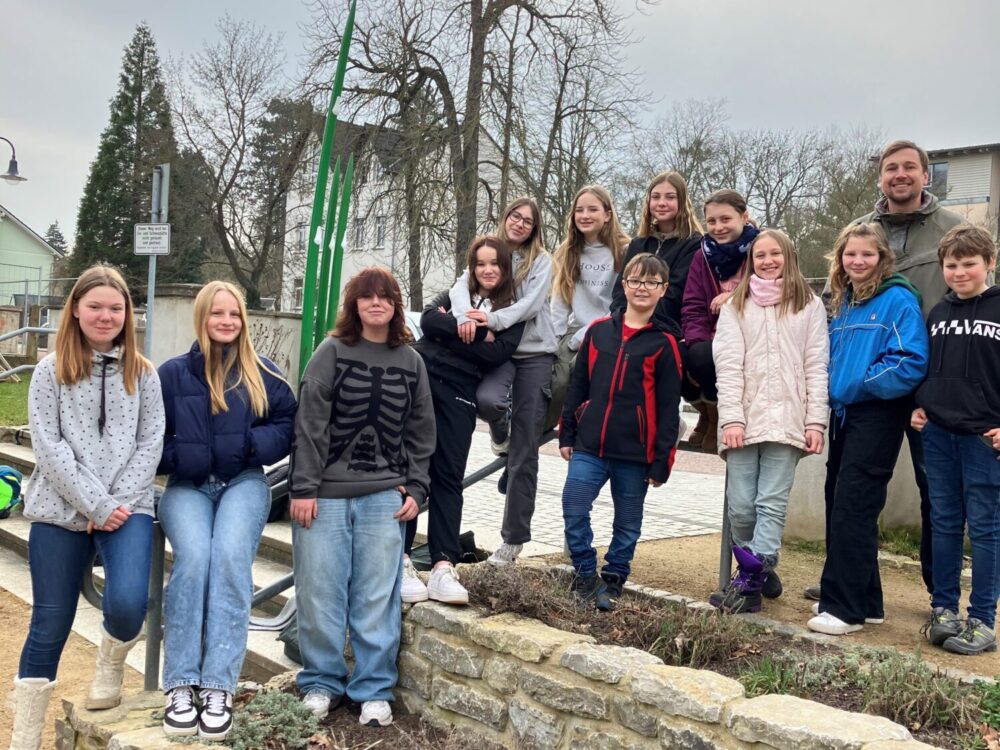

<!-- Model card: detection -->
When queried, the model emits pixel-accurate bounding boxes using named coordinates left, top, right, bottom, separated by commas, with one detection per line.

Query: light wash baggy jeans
left=158, top=467, right=270, bottom=693
left=293, top=489, right=404, bottom=702
left=725, top=442, right=801, bottom=564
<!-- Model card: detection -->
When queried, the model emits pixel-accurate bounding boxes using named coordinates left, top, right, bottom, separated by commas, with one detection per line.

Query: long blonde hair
left=637, top=171, right=703, bottom=239
left=56, top=264, right=150, bottom=394
left=730, top=230, right=814, bottom=317
left=826, top=224, right=895, bottom=313
left=497, top=198, right=547, bottom=287
left=552, top=185, right=629, bottom=305
left=193, top=281, right=281, bottom=417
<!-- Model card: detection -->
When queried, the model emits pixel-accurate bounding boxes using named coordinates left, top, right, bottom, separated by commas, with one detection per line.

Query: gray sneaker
left=943, top=618, right=998, bottom=655
left=803, top=583, right=821, bottom=601
left=486, top=542, right=523, bottom=566
left=921, top=607, right=962, bottom=646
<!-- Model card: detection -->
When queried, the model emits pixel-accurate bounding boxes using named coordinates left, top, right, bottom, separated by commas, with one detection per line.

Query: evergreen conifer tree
left=43, top=222, right=67, bottom=255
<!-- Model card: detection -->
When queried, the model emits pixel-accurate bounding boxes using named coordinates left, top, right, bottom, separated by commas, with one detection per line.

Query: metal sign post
left=135, top=164, right=169, bottom=690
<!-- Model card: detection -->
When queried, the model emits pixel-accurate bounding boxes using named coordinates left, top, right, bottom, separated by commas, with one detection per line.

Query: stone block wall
left=399, top=602, right=938, bottom=750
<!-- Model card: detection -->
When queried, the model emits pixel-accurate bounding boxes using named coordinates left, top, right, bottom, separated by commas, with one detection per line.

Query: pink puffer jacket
left=712, top=294, right=829, bottom=454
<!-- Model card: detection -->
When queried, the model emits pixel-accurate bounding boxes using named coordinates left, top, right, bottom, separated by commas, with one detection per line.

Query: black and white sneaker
left=163, top=686, right=199, bottom=736
left=198, top=688, right=233, bottom=740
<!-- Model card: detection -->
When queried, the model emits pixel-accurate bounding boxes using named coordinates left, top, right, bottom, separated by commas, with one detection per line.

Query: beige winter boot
left=9, top=677, right=56, bottom=750
left=686, top=401, right=710, bottom=447
left=85, top=625, right=142, bottom=710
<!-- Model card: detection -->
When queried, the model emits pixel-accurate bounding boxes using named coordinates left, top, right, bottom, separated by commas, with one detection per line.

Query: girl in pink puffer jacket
left=709, top=229, right=829, bottom=614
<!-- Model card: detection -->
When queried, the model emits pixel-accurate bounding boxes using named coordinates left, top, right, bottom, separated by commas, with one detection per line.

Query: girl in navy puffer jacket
left=157, top=281, right=296, bottom=741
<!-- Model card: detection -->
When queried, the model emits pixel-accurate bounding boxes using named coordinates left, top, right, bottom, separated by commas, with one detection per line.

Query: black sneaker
left=761, top=569, right=783, bottom=599
left=163, top=686, right=198, bottom=737
left=600, top=573, right=625, bottom=600
left=572, top=574, right=612, bottom=612
left=198, top=689, right=233, bottom=740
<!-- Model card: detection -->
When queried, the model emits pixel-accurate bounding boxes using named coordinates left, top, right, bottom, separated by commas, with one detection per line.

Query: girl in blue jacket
left=157, top=281, right=297, bottom=740
left=808, top=224, right=929, bottom=637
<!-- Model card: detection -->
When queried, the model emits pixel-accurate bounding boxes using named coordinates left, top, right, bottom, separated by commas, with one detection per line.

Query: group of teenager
left=7, top=138, right=1000, bottom=750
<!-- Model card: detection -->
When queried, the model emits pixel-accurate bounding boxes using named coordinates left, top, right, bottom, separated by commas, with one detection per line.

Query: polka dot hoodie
left=23, top=348, right=165, bottom=531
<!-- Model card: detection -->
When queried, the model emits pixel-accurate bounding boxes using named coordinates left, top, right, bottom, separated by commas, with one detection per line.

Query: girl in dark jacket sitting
left=157, top=281, right=297, bottom=741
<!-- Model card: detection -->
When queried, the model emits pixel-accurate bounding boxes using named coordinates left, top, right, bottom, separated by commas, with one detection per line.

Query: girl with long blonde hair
left=157, top=280, right=296, bottom=740
left=12, top=265, right=164, bottom=750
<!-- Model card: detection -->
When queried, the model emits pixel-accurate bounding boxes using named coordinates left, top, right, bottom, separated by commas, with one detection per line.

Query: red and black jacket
left=559, top=310, right=682, bottom=483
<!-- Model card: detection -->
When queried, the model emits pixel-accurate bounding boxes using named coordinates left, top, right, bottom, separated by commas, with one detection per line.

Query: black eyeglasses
left=624, top=278, right=665, bottom=290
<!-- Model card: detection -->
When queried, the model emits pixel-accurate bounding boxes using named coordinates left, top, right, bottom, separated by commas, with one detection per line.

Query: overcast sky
left=1, top=0, right=997, bottom=244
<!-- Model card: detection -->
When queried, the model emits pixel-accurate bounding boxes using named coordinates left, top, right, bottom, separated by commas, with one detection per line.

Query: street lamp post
left=0, top=136, right=27, bottom=185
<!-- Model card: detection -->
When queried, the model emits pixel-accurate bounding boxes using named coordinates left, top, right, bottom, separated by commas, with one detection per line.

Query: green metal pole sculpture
left=314, top=156, right=342, bottom=344
left=298, top=0, right=356, bottom=379
left=326, top=153, right=355, bottom=329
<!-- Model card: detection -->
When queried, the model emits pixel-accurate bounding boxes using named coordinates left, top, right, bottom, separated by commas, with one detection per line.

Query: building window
left=353, top=218, right=366, bottom=248
left=375, top=216, right=387, bottom=249
left=296, top=222, right=308, bottom=250
left=929, top=162, right=948, bottom=199
left=293, top=278, right=304, bottom=310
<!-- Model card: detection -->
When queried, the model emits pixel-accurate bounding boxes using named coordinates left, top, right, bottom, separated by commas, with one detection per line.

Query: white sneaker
left=197, top=689, right=233, bottom=740
left=807, top=611, right=863, bottom=636
left=487, top=542, right=523, bottom=566
left=163, top=686, right=199, bottom=736
left=360, top=700, right=393, bottom=727
left=811, top=602, right=884, bottom=624
left=303, top=690, right=331, bottom=719
left=401, top=558, right=429, bottom=603
left=427, top=564, right=469, bottom=604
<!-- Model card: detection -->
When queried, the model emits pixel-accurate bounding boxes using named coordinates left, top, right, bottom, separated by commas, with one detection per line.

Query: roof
left=0, top=203, right=65, bottom=258
left=927, top=142, right=1000, bottom=158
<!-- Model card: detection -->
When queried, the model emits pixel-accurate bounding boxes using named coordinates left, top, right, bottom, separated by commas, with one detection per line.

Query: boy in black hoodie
left=912, top=225, right=1000, bottom=655
left=559, top=253, right=682, bottom=610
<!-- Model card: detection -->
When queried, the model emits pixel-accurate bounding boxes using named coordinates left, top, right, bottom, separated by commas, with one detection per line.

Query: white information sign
left=134, top=223, right=171, bottom=255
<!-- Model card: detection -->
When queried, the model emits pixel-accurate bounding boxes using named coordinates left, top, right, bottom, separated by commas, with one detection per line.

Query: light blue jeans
left=158, top=468, right=270, bottom=693
left=725, top=442, right=801, bottom=563
left=293, top=489, right=404, bottom=702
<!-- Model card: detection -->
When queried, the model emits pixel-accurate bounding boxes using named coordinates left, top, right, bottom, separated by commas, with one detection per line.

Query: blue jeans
left=158, top=468, right=270, bottom=693
left=561, top=451, right=649, bottom=581
left=923, top=421, right=1000, bottom=627
left=19, top=514, right=153, bottom=680
left=293, top=489, right=404, bottom=702
left=725, top=442, right=801, bottom=563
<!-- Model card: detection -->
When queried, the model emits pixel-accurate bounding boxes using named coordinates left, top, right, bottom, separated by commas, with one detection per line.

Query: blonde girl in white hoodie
left=709, top=230, right=829, bottom=615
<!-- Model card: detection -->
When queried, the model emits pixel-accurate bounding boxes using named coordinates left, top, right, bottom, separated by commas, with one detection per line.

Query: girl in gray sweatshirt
left=12, top=265, right=164, bottom=750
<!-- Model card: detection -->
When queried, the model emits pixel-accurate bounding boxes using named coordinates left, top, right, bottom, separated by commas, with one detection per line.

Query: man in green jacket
left=808, top=140, right=965, bottom=602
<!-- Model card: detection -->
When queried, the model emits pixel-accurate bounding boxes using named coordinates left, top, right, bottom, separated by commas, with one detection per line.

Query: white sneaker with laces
left=401, top=557, right=429, bottom=603
left=487, top=542, right=523, bottom=566
left=303, top=690, right=331, bottom=719
left=427, top=564, right=469, bottom=604
left=811, top=601, right=884, bottom=624
left=360, top=699, right=393, bottom=727
left=197, top=689, right=233, bottom=740
left=163, top=685, right=199, bottom=736
left=807, top=611, right=863, bottom=636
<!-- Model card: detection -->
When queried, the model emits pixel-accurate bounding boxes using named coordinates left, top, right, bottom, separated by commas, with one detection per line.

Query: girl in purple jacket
left=681, top=190, right=759, bottom=454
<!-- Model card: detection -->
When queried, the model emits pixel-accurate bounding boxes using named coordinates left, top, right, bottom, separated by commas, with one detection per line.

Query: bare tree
left=171, top=16, right=311, bottom=307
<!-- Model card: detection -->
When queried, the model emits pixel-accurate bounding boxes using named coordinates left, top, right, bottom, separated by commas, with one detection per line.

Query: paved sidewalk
left=414, top=413, right=727, bottom=559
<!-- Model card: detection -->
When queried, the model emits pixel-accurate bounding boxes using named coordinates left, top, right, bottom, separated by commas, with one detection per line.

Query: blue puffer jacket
left=828, top=274, right=929, bottom=416
left=158, top=342, right=297, bottom=484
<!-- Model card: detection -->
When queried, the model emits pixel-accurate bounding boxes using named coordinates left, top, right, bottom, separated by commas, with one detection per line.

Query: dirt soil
left=626, top=533, right=1000, bottom=677
left=0, top=587, right=144, bottom=748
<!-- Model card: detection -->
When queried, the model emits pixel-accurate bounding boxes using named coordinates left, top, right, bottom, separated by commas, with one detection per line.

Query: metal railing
left=84, top=424, right=728, bottom=691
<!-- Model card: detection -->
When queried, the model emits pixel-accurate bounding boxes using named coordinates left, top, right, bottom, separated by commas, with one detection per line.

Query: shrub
left=227, top=689, right=319, bottom=750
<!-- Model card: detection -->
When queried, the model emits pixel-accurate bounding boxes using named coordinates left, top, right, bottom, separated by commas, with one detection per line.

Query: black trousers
left=820, top=397, right=911, bottom=625
left=684, top=340, right=717, bottom=402
left=404, top=373, right=478, bottom=564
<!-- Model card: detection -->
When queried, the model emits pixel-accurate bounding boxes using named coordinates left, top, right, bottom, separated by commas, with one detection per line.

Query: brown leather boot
left=687, top=401, right=710, bottom=447
left=701, top=402, right=719, bottom=454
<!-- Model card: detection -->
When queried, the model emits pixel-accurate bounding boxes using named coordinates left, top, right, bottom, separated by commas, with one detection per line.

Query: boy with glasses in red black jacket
left=559, top=253, right=682, bottom=610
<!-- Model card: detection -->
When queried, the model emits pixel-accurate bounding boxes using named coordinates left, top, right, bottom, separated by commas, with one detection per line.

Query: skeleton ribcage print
left=328, top=357, right=418, bottom=473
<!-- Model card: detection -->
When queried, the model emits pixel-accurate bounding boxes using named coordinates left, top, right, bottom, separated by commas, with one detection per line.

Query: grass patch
left=0, top=379, right=29, bottom=426
left=878, top=526, right=922, bottom=560
left=783, top=538, right=824, bottom=556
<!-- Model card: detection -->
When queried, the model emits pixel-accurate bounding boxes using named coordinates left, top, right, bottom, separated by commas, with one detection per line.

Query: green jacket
left=853, top=191, right=965, bottom=318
